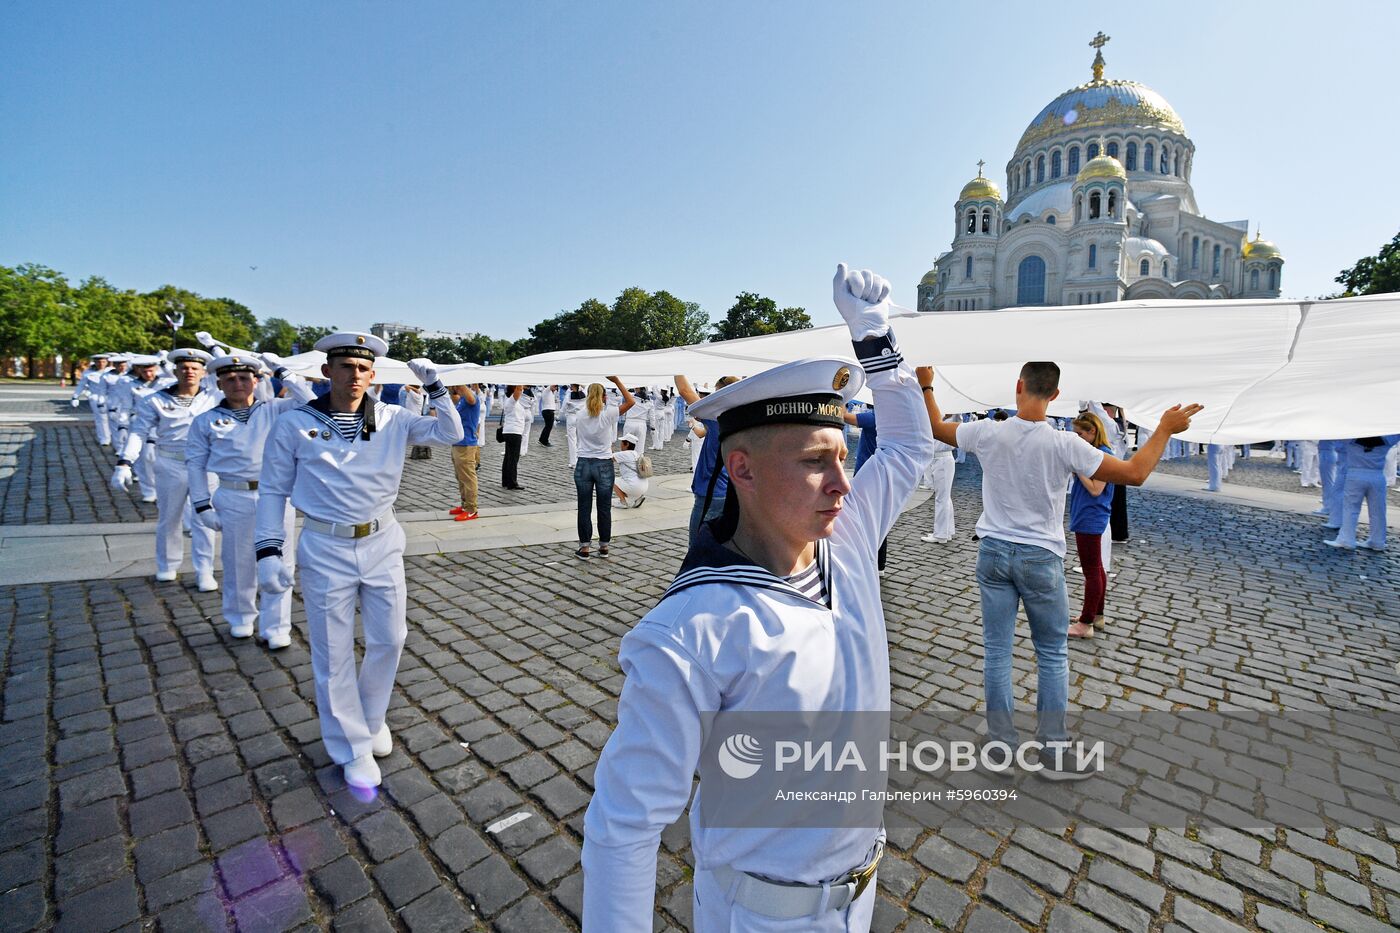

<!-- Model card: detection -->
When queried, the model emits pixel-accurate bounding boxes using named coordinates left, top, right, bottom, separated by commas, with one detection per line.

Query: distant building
left=918, top=34, right=1284, bottom=312
left=369, top=322, right=479, bottom=343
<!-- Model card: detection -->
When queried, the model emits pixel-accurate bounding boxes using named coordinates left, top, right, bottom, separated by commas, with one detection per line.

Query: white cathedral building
left=918, top=35, right=1284, bottom=312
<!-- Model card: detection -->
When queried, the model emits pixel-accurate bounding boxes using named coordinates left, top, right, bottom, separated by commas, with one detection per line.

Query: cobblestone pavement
left=1154, top=452, right=1400, bottom=506
left=0, top=421, right=698, bottom=525
left=3, top=458, right=1399, bottom=932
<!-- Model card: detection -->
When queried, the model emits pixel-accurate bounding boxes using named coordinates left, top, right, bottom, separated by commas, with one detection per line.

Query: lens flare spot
left=1063, top=108, right=1078, bottom=126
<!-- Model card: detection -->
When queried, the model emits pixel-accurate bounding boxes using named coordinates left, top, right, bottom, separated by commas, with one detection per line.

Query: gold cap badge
left=832, top=366, right=851, bottom=391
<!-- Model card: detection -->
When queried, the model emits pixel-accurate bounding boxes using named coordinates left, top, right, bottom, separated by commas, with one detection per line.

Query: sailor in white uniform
left=186, top=352, right=315, bottom=644
left=110, top=355, right=172, bottom=503
left=564, top=385, right=586, bottom=468
left=111, top=348, right=220, bottom=586
left=582, top=264, right=934, bottom=932
left=95, top=355, right=131, bottom=448
left=623, top=388, right=650, bottom=453
left=920, top=423, right=957, bottom=544
left=71, top=354, right=113, bottom=444
left=252, top=333, right=462, bottom=790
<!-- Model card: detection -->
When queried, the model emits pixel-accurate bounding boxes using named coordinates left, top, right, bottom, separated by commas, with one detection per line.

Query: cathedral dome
left=1077, top=153, right=1126, bottom=183
left=1242, top=233, right=1282, bottom=260
left=920, top=268, right=939, bottom=287
left=959, top=173, right=1002, bottom=202
left=1017, top=80, right=1187, bottom=152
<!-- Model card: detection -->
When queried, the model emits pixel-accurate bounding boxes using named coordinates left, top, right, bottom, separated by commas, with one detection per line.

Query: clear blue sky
left=4, top=1, right=1395, bottom=340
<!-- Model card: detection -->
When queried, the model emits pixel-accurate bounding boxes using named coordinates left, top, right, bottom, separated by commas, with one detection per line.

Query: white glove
left=258, top=556, right=295, bottom=594
left=71, top=398, right=81, bottom=408
left=194, top=506, right=222, bottom=531
left=832, top=263, right=891, bottom=341
left=195, top=331, right=221, bottom=349
left=258, top=351, right=285, bottom=372
left=406, top=358, right=438, bottom=387
left=111, top=464, right=133, bottom=491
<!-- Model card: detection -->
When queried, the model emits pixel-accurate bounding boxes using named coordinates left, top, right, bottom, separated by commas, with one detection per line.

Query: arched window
left=1174, top=150, right=1182, bottom=176
left=1212, top=244, right=1221, bottom=278
left=1089, top=192, right=1101, bottom=219
left=1088, top=142, right=1100, bottom=160
left=1251, top=269, right=1260, bottom=290
left=1075, top=196, right=1083, bottom=221
left=1068, top=146, right=1080, bottom=174
left=1144, top=142, right=1154, bottom=172
left=981, top=209, right=991, bottom=234
left=1160, top=149, right=1169, bottom=174
left=1017, top=256, right=1047, bottom=305
left=1140, top=259, right=1150, bottom=276
left=1051, top=150, right=1062, bottom=178
left=1036, top=155, right=1045, bottom=183
left=1163, top=261, right=1169, bottom=279
left=965, top=255, right=973, bottom=279
left=1107, top=191, right=1117, bottom=217
left=966, top=209, right=976, bottom=234
left=1046, top=215, right=1056, bottom=225
left=1126, top=142, right=1138, bottom=171
left=1107, top=141, right=1119, bottom=159
left=1268, top=267, right=1278, bottom=291
left=1024, top=160, right=1031, bottom=186
left=1191, top=236, right=1200, bottom=269
left=1088, top=244, right=1098, bottom=269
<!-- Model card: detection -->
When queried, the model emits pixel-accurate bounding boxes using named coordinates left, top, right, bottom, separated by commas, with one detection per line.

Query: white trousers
left=1298, top=441, right=1320, bottom=487
left=1336, top=471, right=1388, bottom=549
left=567, top=421, right=579, bottom=468
left=137, top=443, right=157, bottom=495
left=926, top=457, right=955, bottom=539
left=1387, top=444, right=1399, bottom=488
left=614, top=475, right=648, bottom=505
left=91, top=401, right=111, bottom=445
left=624, top=418, right=648, bottom=452
left=213, top=486, right=295, bottom=639
left=1101, top=532, right=1112, bottom=574
left=297, top=520, right=407, bottom=765
left=154, top=455, right=215, bottom=575
left=692, top=865, right=876, bottom=932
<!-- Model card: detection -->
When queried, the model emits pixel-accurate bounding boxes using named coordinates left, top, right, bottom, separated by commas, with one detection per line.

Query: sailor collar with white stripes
left=303, top=393, right=377, bottom=442
left=664, top=524, right=833, bottom=608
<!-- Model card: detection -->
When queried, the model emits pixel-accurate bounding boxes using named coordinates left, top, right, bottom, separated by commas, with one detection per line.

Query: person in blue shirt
left=674, top=373, right=740, bottom=545
left=1326, top=435, right=1400, bottom=550
left=449, top=385, right=483, bottom=521
left=1067, top=414, right=1114, bottom=638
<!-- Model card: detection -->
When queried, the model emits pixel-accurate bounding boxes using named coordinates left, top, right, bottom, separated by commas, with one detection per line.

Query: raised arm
left=610, top=376, right=636, bottom=417
left=1092, top=404, right=1203, bottom=486
left=673, top=374, right=699, bottom=405
left=405, top=359, right=464, bottom=446
left=917, top=367, right=962, bottom=448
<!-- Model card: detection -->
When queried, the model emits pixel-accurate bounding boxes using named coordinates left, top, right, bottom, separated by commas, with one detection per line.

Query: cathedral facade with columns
left=918, top=35, right=1284, bottom=312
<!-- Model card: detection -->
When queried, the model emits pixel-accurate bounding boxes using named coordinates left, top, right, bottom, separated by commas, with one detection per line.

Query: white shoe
left=919, top=533, right=950, bottom=543
left=1324, top=539, right=1354, bottom=550
left=196, top=572, right=218, bottom=592
left=372, top=724, right=393, bottom=758
left=229, top=623, right=254, bottom=638
left=343, top=754, right=381, bottom=789
left=266, top=631, right=291, bottom=649
left=1359, top=542, right=1387, bottom=552
left=154, top=570, right=177, bottom=582
left=142, top=493, right=158, bottom=503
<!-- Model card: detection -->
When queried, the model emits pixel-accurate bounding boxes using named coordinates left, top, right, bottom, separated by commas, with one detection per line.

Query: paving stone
left=495, top=894, right=572, bottom=933
left=332, top=897, right=395, bottom=933
left=354, top=810, right=417, bottom=862
left=372, top=849, right=440, bottom=909
left=406, top=792, right=462, bottom=838
left=461, top=778, right=523, bottom=824
left=230, top=876, right=313, bottom=932
left=1048, top=904, right=1117, bottom=933
left=1324, top=870, right=1375, bottom=911
left=312, top=855, right=375, bottom=911
left=430, top=823, right=492, bottom=874
left=0, top=881, right=49, bottom=932
left=965, top=904, right=1029, bottom=933
left=1161, top=859, right=1244, bottom=916
left=981, top=867, right=1047, bottom=925
left=195, top=775, right=253, bottom=818
left=532, top=774, right=590, bottom=819
left=270, top=787, right=326, bottom=831
left=458, top=853, right=528, bottom=917
left=1171, top=896, right=1250, bottom=933
left=53, top=876, right=140, bottom=933
left=145, top=862, right=218, bottom=912
left=282, top=820, right=349, bottom=873
left=1257, top=903, right=1327, bottom=933
left=55, top=798, right=121, bottom=854
left=913, top=832, right=980, bottom=882
left=1219, top=854, right=1302, bottom=910
left=218, top=837, right=285, bottom=899
left=518, top=835, right=581, bottom=887
left=1087, top=859, right=1166, bottom=912
left=53, top=834, right=128, bottom=900
left=1073, top=881, right=1152, bottom=933
left=202, top=803, right=268, bottom=851
left=135, top=823, right=204, bottom=884
left=911, top=875, right=970, bottom=926
left=129, top=759, right=182, bottom=800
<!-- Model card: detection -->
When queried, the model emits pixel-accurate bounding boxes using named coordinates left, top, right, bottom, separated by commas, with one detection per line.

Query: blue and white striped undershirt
left=783, top=560, right=828, bottom=606
left=327, top=411, right=364, bottom=441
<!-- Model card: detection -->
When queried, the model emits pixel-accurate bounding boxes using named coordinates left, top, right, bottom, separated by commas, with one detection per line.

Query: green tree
left=144, top=285, right=256, bottom=351
left=452, top=333, right=520, bottom=364
left=527, top=290, right=708, bottom=353
left=256, top=318, right=300, bottom=355
left=295, top=325, right=334, bottom=352
left=1335, top=230, right=1400, bottom=296
left=712, top=292, right=812, bottom=341
left=422, top=336, right=463, bottom=363
left=386, top=331, right=426, bottom=361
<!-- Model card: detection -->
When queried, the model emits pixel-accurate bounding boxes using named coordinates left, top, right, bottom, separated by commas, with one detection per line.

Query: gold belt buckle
left=246, top=479, right=258, bottom=491
left=351, top=521, right=374, bottom=538
left=849, top=850, right=881, bottom=901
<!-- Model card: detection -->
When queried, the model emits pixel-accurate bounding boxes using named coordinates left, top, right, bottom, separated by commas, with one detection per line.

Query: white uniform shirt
left=73, top=366, right=107, bottom=401
left=581, top=335, right=935, bottom=930
left=185, top=379, right=317, bottom=503
left=536, top=386, right=558, bottom=412
left=253, top=387, right=463, bottom=555
left=110, top=375, right=174, bottom=431
left=121, top=386, right=223, bottom=463
left=958, top=416, right=1105, bottom=557
left=501, top=394, right=532, bottom=435
left=99, top=369, right=127, bottom=406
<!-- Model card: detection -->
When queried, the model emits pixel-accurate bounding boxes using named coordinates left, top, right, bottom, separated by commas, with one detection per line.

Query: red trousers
left=1075, top=531, right=1106, bottom=623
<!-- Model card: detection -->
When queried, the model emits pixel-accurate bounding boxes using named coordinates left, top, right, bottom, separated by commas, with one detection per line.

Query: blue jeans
left=575, top=458, right=615, bottom=544
left=976, top=536, right=1071, bottom=746
left=687, top=494, right=726, bottom=545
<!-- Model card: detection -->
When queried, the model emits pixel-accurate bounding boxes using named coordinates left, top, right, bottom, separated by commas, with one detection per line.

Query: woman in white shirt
left=612, top=434, right=649, bottom=509
left=500, top=385, right=530, bottom=490
left=573, top=378, right=635, bottom=558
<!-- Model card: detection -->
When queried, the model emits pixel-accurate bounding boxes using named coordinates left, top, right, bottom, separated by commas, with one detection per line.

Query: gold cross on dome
left=976, top=159, right=986, bottom=177
left=1089, top=31, right=1110, bottom=82
left=1089, top=31, right=1110, bottom=50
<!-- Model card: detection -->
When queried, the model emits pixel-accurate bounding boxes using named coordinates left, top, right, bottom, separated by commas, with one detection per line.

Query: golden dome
left=920, top=269, right=939, bottom=287
left=959, top=173, right=1002, bottom=202
left=1242, top=232, right=1282, bottom=261
left=1077, top=153, right=1126, bottom=183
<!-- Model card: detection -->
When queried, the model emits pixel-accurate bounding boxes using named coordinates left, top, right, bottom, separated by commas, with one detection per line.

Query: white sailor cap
left=127, top=354, right=163, bottom=367
left=107, top=353, right=132, bottom=363
left=208, top=353, right=265, bottom=376
left=619, top=433, right=641, bottom=447
left=687, top=357, right=864, bottom=439
left=90, top=352, right=111, bottom=360
left=314, top=331, right=388, bottom=361
left=168, top=348, right=213, bottom=366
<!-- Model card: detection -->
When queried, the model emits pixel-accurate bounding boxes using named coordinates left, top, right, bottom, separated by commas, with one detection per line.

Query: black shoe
left=539, top=441, right=553, bottom=447
left=1035, top=743, right=1100, bottom=782
left=977, top=739, right=1017, bottom=777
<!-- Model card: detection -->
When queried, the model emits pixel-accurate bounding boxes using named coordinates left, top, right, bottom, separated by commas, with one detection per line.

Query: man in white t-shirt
left=926, top=362, right=1201, bottom=779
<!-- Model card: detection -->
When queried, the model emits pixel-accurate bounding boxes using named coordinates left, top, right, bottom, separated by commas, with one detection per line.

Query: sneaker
left=155, top=569, right=177, bottom=582
left=371, top=724, right=393, bottom=758
left=142, top=493, right=159, bottom=503
left=449, top=506, right=465, bottom=515
left=597, top=544, right=610, bottom=558
left=1359, top=542, right=1386, bottom=552
left=266, top=631, right=291, bottom=650
left=196, top=572, right=218, bottom=592
left=1068, top=621, right=1095, bottom=639
left=978, top=739, right=1018, bottom=776
left=1035, top=744, right=1100, bottom=782
left=919, top=533, right=948, bottom=543
left=1324, top=539, right=1354, bottom=549
left=1310, top=507, right=1329, bottom=515
left=634, top=496, right=646, bottom=508
left=454, top=511, right=478, bottom=521
left=575, top=546, right=590, bottom=559
left=343, top=753, right=382, bottom=789
left=229, top=622, right=254, bottom=639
